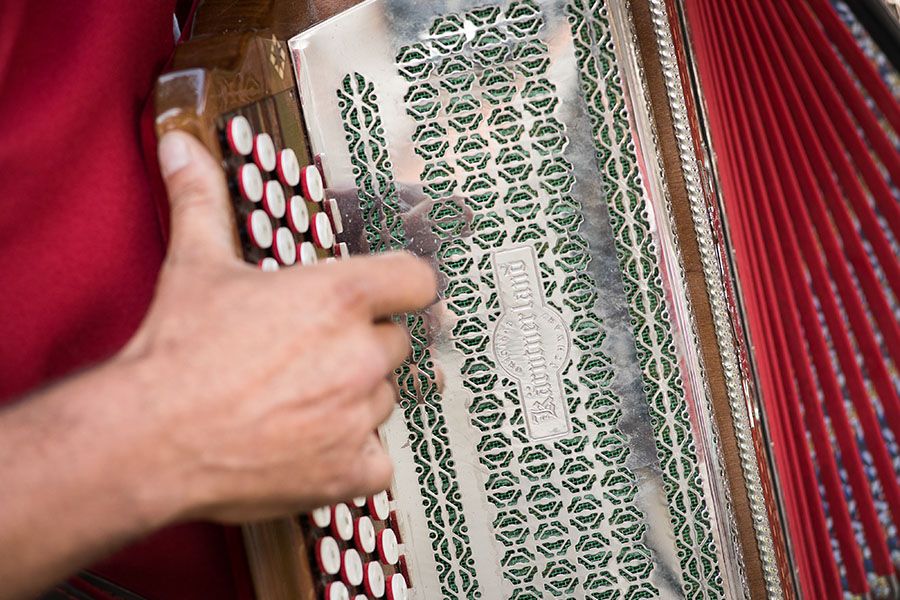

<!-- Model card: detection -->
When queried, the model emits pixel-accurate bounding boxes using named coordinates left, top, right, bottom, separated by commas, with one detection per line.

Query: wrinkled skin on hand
left=126, top=131, right=437, bottom=523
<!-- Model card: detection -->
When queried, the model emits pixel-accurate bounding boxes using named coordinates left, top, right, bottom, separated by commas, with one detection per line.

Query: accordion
left=154, top=0, right=900, bottom=598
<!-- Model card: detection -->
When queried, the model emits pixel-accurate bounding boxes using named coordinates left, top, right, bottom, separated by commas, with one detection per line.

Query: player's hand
left=123, top=131, right=436, bottom=523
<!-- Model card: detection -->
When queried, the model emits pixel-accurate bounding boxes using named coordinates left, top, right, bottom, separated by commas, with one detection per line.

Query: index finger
left=334, top=252, right=438, bottom=317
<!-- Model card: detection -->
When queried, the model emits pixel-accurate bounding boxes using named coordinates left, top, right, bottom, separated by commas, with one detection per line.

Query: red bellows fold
left=682, top=0, right=900, bottom=596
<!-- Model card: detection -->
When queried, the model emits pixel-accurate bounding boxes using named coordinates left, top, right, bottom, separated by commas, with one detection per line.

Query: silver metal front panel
left=290, top=1, right=745, bottom=597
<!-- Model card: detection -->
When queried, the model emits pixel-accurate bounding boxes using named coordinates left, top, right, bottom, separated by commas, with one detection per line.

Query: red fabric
left=0, top=2, right=252, bottom=598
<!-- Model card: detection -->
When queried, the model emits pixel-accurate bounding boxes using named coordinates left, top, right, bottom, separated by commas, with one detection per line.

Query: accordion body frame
left=154, top=0, right=804, bottom=598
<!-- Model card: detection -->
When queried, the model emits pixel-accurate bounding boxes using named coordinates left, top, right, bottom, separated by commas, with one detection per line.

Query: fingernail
left=158, top=132, right=192, bottom=178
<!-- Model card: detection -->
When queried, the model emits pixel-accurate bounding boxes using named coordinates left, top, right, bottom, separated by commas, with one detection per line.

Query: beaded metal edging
left=645, top=0, right=784, bottom=597
left=607, top=1, right=751, bottom=598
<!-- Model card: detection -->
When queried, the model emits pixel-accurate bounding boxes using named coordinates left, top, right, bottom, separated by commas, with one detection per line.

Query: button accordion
left=155, top=0, right=900, bottom=598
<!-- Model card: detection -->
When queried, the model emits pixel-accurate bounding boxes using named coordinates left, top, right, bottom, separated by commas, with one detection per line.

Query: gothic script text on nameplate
left=492, top=246, right=571, bottom=440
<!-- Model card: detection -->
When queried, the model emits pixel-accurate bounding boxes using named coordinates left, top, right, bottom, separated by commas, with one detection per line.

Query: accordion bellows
left=155, top=0, right=900, bottom=598
left=683, top=0, right=900, bottom=597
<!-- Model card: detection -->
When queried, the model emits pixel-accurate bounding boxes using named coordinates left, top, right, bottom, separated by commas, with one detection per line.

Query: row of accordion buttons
left=309, top=493, right=408, bottom=600
left=221, top=115, right=409, bottom=600
left=225, top=115, right=346, bottom=269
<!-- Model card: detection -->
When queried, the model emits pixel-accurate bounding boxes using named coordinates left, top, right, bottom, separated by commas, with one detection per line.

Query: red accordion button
left=252, top=133, right=276, bottom=172
left=246, top=210, right=273, bottom=249
left=257, top=257, right=279, bottom=272
left=312, top=212, right=335, bottom=250
left=376, top=528, right=399, bottom=566
left=262, top=181, right=286, bottom=219
left=340, top=549, right=364, bottom=587
left=315, top=536, right=341, bottom=576
left=226, top=116, right=253, bottom=156
left=287, top=195, right=309, bottom=233
left=310, top=505, right=331, bottom=529
left=237, top=163, right=264, bottom=203
left=363, top=561, right=386, bottom=598
left=353, top=516, right=376, bottom=554
left=300, top=165, right=324, bottom=202
left=331, top=503, right=353, bottom=541
left=324, top=581, right=350, bottom=600
left=368, top=491, right=390, bottom=521
left=298, top=241, right=318, bottom=266
left=385, top=573, right=408, bottom=600
left=276, top=148, right=301, bottom=187
left=272, top=227, right=296, bottom=266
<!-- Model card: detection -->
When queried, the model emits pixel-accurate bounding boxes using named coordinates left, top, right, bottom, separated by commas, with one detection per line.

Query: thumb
left=158, top=130, right=238, bottom=262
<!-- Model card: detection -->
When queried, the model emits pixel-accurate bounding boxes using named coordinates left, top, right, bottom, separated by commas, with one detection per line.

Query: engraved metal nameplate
left=493, top=246, right=570, bottom=439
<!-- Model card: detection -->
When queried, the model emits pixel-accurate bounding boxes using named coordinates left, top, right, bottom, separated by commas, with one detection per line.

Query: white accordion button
left=340, top=549, right=364, bottom=587
left=369, top=491, right=390, bottom=521
left=376, top=528, right=400, bottom=565
left=354, top=516, right=376, bottom=554
left=311, top=506, right=331, bottom=529
left=312, top=212, right=335, bottom=250
left=226, top=116, right=253, bottom=156
left=298, top=241, right=318, bottom=266
left=272, top=227, right=296, bottom=266
left=237, top=164, right=264, bottom=202
left=316, top=536, right=341, bottom=576
left=325, top=198, right=344, bottom=234
left=386, top=573, right=408, bottom=600
left=262, top=181, right=286, bottom=219
left=258, top=257, right=279, bottom=272
left=252, top=133, right=277, bottom=172
left=355, top=596, right=368, bottom=600
left=277, top=148, right=301, bottom=187
left=334, top=242, right=350, bottom=260
left=247, top=210, right=273, bottom=249
left=353, top=496, right=367, bottom=508
left=325, top=581, right=350, bottom=600
left=331, top=503, right=354, bottom=541
left=363, top=562, right=386, bottom=598
left=287, top=196, right=309, bottom=234
left=300, top=165, right=324, bottom=202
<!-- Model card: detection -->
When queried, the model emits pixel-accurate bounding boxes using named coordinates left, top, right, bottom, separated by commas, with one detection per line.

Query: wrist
left=0, top=351, right=193, bottom=594
left=87, top=352, right=194, bottom=531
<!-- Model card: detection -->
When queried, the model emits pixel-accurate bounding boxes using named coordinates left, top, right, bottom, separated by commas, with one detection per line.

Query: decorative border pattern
left=565, top=1, right=725, bottom=598
left=646, top=0, right=783, bottom=597
left=337, top=72, right=481, bottom=598
left=396, top=2, right=658, bottom=597
left=323, top=1, right=774, bottom=597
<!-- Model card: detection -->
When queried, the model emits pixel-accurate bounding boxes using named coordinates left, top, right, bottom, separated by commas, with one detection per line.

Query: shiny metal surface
left=290, top=1, right=746, bottom=597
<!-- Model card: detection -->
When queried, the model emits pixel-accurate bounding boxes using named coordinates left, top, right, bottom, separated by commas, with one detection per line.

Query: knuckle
left=341, top=343, right=383, bottom=390
left=320, top=473, right=350, bottom=501
left=360, top=331, right=392, bottom=376
left=377, top=380, right=398, bottom=404
left=329, top=276, right=368, bottom=313
left=370, top=458, right=394, bottom=490
left=168, top=168, right=219, bottom=208
left=355, top=399, right=381, bottom=431
left=395, top=327, right=412, bottom=362
left=393, top=322, right=412, bottom=347
left=404, top=254, right=438, bottom=299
